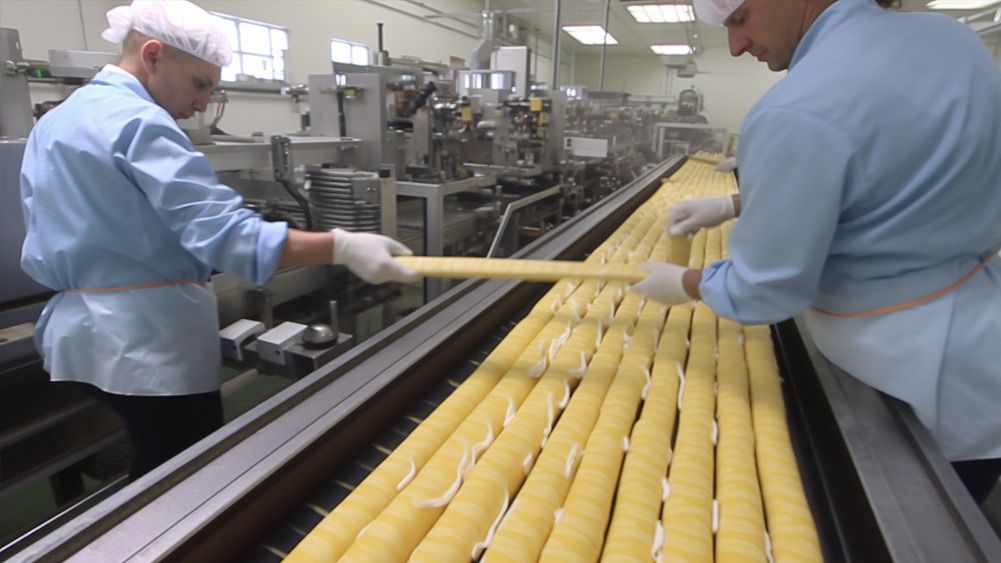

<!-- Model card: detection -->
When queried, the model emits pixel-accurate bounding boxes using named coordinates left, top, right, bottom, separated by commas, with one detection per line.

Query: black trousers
left=952, top=457, right=1001, bottom=504
left=68, top=382, right=223, bottom=479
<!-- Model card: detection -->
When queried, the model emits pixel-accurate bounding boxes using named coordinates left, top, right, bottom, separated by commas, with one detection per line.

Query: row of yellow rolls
left=284, top=157, right=821, bottom=562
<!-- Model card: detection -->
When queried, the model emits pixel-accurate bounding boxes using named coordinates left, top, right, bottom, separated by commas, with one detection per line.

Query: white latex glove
left=331, top=228, right=418, bottom=284
left=667, top=196, right=736, bottom=236
left=630, top=263, right=692, bottom=305
left=715, top=156, right=737, bottom=172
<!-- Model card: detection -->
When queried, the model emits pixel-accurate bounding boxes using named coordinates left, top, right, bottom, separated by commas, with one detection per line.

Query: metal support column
left=599, top=0, right=611, bottom=90
left=551, top=0, right=562, bottom=88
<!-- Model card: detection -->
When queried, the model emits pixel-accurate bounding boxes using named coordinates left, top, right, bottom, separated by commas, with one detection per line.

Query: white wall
left=987, top=31, right=1001, bottom=72
left=0, top=0, right=574, bottom=136
left=574, top=45, right=784, bottom=135
left=0, top=0, right=117, bottom=57
left=570, top=54, right=666, bottom=97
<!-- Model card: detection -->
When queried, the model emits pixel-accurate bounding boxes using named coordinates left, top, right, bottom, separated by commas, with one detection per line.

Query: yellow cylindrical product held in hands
left=394, top=256, right=649, bottom=284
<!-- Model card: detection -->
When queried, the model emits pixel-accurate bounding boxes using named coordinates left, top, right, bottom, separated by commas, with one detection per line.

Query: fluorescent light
left=651, top=44, right=693, bottom=55
left=626, top=4, right=696, bottom=23
left=562, top=25, right=618, bottom=45
left=927, top=0, right=999, bottom=8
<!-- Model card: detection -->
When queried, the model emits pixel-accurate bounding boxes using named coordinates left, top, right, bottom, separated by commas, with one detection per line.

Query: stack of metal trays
left=305, top=167, right=381, bottom=232
left=244, top=199, right=309, bottom=231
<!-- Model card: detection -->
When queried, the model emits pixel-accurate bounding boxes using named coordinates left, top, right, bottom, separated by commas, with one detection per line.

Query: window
left=330, top=38, right=370, bottom=66
left=211, top=12, right=289, bottom=82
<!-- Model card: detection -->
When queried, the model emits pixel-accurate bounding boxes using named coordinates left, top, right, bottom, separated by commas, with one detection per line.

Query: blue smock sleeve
left=699, top=107, right=854, bottom=324
left=117, top=112, right=288, bottom=285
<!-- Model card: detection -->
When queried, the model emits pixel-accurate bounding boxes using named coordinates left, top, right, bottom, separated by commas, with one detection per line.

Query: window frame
left=210, top=11, right=290, bottom=83
left=330, top=37, right=371, bottom=67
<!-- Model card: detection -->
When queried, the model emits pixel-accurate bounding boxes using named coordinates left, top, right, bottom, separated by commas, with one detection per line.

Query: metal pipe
left=487, top=184, right=562, bottom=257
left=358, top=0, right=479, bottom=40
left=551, top=0, right=562, bottom=88
left=533, top=27, right=540, bottom=84
left=76, top=0, right=90, bottom=50
left=599, top=0, right=611, bottom=90
left=402, top=0, right=479, bottom=30
left=977, top=20, right=1001, bottom=36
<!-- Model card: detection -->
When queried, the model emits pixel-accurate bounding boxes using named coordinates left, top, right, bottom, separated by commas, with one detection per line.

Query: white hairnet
left=101, top=0, right=232, bottom=67
left=692, top=0, right=747, bottom=27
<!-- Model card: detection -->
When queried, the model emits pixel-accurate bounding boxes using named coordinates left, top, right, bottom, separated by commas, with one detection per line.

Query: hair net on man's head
left=692, top=0, right=747, bottom=26
left=101, top=0, right=232, bottom=67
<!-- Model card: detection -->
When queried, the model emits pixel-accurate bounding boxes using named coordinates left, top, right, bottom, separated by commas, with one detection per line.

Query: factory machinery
left=305, top=37, right=663, bottom=268
left=5, top=156, right=1000, bottom=562
left=0, top=25, right=665, bottom=549
left=6, top=21, right=997, bottom=560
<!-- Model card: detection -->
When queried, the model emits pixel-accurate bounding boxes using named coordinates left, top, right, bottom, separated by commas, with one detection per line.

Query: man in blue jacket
left=20, top=0, right=416, bottom=478
left=633, top=0, right=1001, bottom=502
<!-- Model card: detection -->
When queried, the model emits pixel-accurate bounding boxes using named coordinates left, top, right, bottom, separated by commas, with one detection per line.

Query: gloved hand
left=331, top=228, right=418, bottom=284
left=630, top=263, right=692, bottom=305
left=715, top=156, right=737, bottom=172
left=666, top=196, right=735, bottom=236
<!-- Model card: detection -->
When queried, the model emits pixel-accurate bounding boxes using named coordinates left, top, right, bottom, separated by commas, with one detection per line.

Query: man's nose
left=194, top=93, right=210, bottom=113
left=727, top=28, right=750, bottom=57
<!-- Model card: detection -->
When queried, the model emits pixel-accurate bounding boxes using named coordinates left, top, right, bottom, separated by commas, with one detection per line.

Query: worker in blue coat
left=633, top=0, right=1001, bottom=502
left=19, top=0, right=416, bottom=478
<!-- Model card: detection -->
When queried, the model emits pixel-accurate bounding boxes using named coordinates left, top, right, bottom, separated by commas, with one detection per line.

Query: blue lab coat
left=20, top=65, right=288, bottom=395
left=699, top=1, right=1001, bottom=460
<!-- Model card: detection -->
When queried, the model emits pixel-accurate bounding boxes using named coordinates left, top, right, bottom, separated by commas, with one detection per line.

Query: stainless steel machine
left=4, top=155, right=999, bottom=562
left=652, top=87, right=729, bottom=158
left=309, top=66, right=499, bottom=299
left=1, top=27, right=49, bottom=333
left=0, top=28, right=130, bottom=550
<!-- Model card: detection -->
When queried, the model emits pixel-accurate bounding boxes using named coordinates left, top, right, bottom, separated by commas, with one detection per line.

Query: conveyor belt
left=7, top=155, right=1001, bottom=562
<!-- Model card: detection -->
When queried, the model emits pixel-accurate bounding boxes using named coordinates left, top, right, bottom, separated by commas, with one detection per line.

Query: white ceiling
left=463, top=0, right=1000, bottom=57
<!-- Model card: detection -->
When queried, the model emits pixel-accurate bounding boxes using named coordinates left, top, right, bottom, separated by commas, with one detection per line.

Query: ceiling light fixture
left=562, top=25, right=618, bottom=45
left=626, top=4, right=696, bottom=23
left=651, top=44, right=694, bottom=55
left=927, top=0, right=1000, bottom=9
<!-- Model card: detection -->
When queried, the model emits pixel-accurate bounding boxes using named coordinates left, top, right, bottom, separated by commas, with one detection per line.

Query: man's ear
left=139, top=39, right=166, bottom=75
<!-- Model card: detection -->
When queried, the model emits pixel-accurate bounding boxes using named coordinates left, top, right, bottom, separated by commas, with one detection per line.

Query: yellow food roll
left=394, top=256, right=648, bottom=284
left=409, top=281, right=622, bottom=562
left=653, top=223, right=717, bottom=562
left=602, top=304, right=692, bottom=560
left=715, top=318, right=767, bottom=562
left=483, top=296, right=635, bottom=562
left=538, top=293, right=666, bottom=562
left=337, top=283, right=602, bottom=562
left=745, top=326, right=823, bottom=563
left=660, top=302, right=718, bottom=562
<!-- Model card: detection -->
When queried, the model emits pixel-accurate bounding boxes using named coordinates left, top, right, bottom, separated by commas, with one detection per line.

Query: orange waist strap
left=64, top=279, right=206, bottom=294
left=814, top=251, right=998, bottom=319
